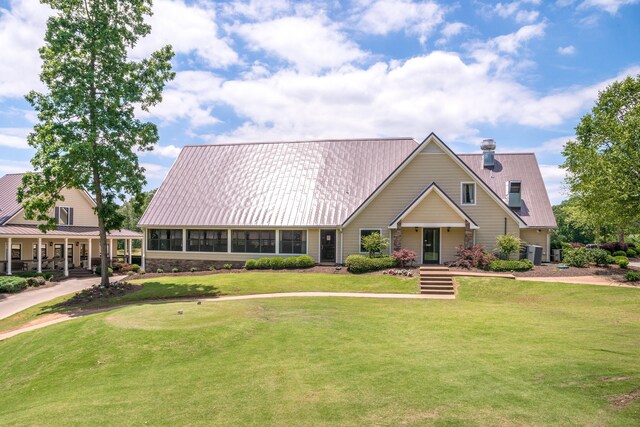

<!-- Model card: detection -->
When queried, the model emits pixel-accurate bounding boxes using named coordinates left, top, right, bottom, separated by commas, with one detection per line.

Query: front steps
left=419, top=266, right=455, bottom=296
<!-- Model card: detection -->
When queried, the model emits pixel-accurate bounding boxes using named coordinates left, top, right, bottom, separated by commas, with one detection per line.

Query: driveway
left=0, top=276, right=124, bottom=320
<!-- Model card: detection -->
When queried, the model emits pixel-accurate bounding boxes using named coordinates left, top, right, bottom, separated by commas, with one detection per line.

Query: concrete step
left=421, top=289, right=455, bottom=295
left=420, top=286, right=454, bottom=291
left=419, top=266, right=449, bottom=271
left=420, top=281, right=453, bottom=287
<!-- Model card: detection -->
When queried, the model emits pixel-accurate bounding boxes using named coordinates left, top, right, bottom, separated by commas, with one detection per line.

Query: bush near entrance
left=487, top=259, right=534, bottom=272
left=345, top=255, right=397, bottom=273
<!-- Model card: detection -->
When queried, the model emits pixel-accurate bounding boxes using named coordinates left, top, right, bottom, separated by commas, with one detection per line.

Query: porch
left=0, top=225, right=143, bottom=277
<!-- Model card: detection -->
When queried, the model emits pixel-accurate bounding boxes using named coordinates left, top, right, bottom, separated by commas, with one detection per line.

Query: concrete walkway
left=0, top=275, right=125, bottom=321
left=0, top=291, right=451, bottom=341
left=516, top=275, right=639, bottom=288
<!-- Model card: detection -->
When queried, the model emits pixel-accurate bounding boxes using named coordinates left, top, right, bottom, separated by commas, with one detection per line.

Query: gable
left=8, top=188, right=98, bottom=227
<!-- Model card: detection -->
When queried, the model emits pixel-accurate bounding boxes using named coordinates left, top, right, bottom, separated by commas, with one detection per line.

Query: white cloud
left=130, top=0, right=237, bottom=68
left=233, top=16, right=366, bottom=72
left=225, top=0, right=292, bottom=20
left=356, top=0, right=446, bottom=44
left=0, top=159, right=31, bottom=175
left=578, top=0, right=640, bottom=14
left=489, top=23, right=546, bottom=54
left=557, top=45, right=576, bottom=55
left=145, top=144, right=182, bottom=158
left=140, top=162, right=170, bottom=180
left=0, top=127, right=31, bottom=149
left=436, top=22, right=468, bottom=45
left=492, top=1, right=541, bottom=23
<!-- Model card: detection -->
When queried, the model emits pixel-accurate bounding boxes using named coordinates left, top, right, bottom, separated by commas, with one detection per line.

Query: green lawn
left=0, top=277, right=639, bottom=425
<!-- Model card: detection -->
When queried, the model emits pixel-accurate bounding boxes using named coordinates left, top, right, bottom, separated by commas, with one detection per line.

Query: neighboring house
left=139, top=133, right=556, bottom=271
left=0, top=174, right=142, bottom=276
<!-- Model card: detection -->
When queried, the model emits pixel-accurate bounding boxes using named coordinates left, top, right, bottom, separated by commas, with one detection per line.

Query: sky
left=0, top=0, right=639, bottom=205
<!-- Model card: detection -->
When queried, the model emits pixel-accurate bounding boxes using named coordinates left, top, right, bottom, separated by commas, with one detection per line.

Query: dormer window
left=56, top=206, right=74, bottom=225
left=508, top=181, right=521, bottom=208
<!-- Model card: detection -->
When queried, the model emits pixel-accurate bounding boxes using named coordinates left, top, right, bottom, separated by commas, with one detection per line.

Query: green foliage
left=156, top=268, right=164, bottom=274
left=624, top=271, right=640, bottom=281
left=16, top=272, right=54, bottom=280
left=95, top=266, right=113, bottom=276
left=172, top=268, right=179, bottom=273
left=18, top=0, right=174, bottom=286
left=495, top=234, right=522, bottom=257
left=615, top=256, right=629, bottom=269
left=589, top=249, right=611, bottom=266
left=487, top=259, right=533, bottom=272
left=246, top=256, right=315, bottom=270
left=118, top=189, right=157, bottom=232
left=129, top=264, right=140, bottom=273
left=223, top=264, right=233, bottom=270
left=26, top=276, right=47, bottom=287
left=361, top=232, right=389, bottom=257
left=612, top=250, right=627, bottom=257
left=244, top=259, right=257, bottom=270
left=190, top=267, right=197, bottom=273
left=550, top=199, right=597, bottom=247
left=345, top=255, right=397, bottom=274
left=256, top=258, right=271, bottom=269
left=626, top=249, right=637, bottom=257
left=270, top=257, right=285, bottom=270
left=562, top=74, right=640, bottom=243
left=0, top=277, right=28, bottom=293
left=562, top=247, right=592, bottom=267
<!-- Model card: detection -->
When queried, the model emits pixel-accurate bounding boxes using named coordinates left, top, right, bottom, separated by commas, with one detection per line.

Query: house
left=138, top=133, right=556, bottom=271
left=0, top=174, right=143, bottom=276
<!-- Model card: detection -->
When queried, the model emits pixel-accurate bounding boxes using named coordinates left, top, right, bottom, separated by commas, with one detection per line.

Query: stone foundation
left=392, top=225, right=402, bottom=251
left=145, top=258, right=246, bottom=273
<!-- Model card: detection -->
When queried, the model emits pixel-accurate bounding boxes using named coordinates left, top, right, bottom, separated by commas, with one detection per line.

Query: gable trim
left=389, top=182, right=479, bottom=229
left=342, top=133, right=527, bottom=228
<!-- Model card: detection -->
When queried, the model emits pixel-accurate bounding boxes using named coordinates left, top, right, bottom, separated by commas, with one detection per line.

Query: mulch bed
left=125, top=265, right=351, bottom=281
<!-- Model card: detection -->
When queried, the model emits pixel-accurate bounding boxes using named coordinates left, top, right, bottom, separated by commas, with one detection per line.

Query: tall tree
left=562, top=74, right=640, bottom=242
left=119, top=189, right=156, bottom=232
left=18, top=0, right=174, bottom=285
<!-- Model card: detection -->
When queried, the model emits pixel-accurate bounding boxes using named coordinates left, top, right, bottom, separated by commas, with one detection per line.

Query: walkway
left=0, top=275, right=125, bottom=320
left=0, top=291, right=452, bottom=341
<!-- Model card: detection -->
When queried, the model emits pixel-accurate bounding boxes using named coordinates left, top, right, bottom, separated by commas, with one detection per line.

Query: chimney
left=481, top=138, right=496, bottom=169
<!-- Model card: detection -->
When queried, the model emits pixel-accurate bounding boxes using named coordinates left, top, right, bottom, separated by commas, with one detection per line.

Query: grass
left=0, top=273, right=416, bottom=333
left=0, top=277, right=639, bottom=425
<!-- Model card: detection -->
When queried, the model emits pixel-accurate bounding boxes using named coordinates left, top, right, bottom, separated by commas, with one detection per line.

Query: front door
left=320, top=230, right=336, bottom=263
left=423, top=228, right=440, bottom=264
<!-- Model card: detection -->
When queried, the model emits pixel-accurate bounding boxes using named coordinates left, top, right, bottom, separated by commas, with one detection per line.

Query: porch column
left=109, top=239, right=113, bottom=265
left=141, top=232, right=145, bottom=271
left=7, top=236, right=12, bottom=276
left=464, top=220, right=474, bottom=249
left=64, top=237, right=69, bottom=277
left=392, top=221, right=402, bottom=251
left=37, top=237, right=42, bottom=273
left=128, top=238, right=132, bottom=264
left=88, top=238, right=92, bottom=270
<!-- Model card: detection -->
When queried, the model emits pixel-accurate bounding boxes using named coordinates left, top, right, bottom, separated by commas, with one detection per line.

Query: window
left=461, top=183, right=476, bottom=205
left=148, top=229, right=183, bottom=251
left=54, top=244, right=64, bottom=259
left=231, top=230, right=276, bottom=253
left=360, top=229, right=382, bottom=253
left=11, top=244, right=21, bottom=260
left=187, top=230, right=227, bottom=252
left=56, top=207, right=73, bottom=225
left=280, top=230, right=307, bottom=254
left=32, top=244, right=47, bottom=260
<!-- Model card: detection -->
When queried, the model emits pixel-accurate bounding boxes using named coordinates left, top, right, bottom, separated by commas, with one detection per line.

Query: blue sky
left=1, top=0, right=639, bottom=204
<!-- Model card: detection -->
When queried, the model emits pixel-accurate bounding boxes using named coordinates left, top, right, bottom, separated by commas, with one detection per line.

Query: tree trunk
left=93, top=171, right=110, bottom=286
left=618, top=226, right=625, bottom=243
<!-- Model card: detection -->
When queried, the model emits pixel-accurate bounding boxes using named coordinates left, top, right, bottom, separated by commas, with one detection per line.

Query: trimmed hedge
left=612, top=250, right=627, bottom=257
left=625, top=271, right=640, bottom=282
left=345, top=255, right=397, bottom=274
left=95, top=266, right=113, bottom=276
left=16, top=272, right=54, bottom=280
left=487, top=259, right=534, bottom=272
left=563, top=247, right=591, bottom=267
left=244, top=255, right=315, bottom=270
left=0, top=276, right=28, bottom=293
left=614, top=256, right=629, bottom=269
left=627, top=249, right=637, bottom=257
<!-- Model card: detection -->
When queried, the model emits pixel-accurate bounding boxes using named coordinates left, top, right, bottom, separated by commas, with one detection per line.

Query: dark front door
left=320, top=230, right=336, bottom=263
left=423, top=228, right=440, bottom=264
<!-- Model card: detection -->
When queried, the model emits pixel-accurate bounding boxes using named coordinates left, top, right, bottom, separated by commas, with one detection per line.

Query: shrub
left=392, top=248, right=417, bottom=268
left=627, top=249, right=637, bottom=257
left=624, top=271, right=640, bottom=282
left=270, top=256, right=285, bottom=270
left=615, top=256, right=629, bottom=268
left=156, top=268, right=164, bottom=274
left=26, top=276, right=47, bottom=287
left=345, top=255, right=397, bottom=274
left=64, top=281, right=136, bottom=305
left=295, top=255, right=315, bottom=268
left=450, top=245, right=495, bottom=270
left=589, top=248, right=611, bottom=266
left=129, top=264, right=141, bottom=273
left=601, top=242, right=629, bottom=253
left=16, top=272, right=54, bottom=280
left=256, top=258, right=271, bottom=269
left=495, top=234, right=522, bottom=258
left=283, top=257, right=299, bottom=269
left=383, top=269, right=414, bottom=277
left=209, top=265, right=217, bottom=271
left=223, top=263, right=233, bottom=270
left=0, top=277, right=28, bottom=293
left=361, top=232, right=389, bottom=257
left=127, top=271, right=135, bottom=276
left=562, top=247, right=591, bottom=267
left=138, top=269, right=145, bottom=275
left=190, top=267, right=197, bottom=272
left=172, top=267, right=179, bottom=273
left=487, top=259, right=534, bottom=272
left=612, top=250, right=627, bottom=257
left=95, top=266, right=113, bottom=276
left=245, top=259, right=257, bottom=270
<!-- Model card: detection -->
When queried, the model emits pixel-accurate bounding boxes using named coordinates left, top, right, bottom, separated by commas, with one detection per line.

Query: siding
left=8, top=188, right=98, bottom=227
left=343, top=150, right=520, bottom=261
left=403, top=191, right=464, bottom=224
left=520, top=228, right=550, bottom=262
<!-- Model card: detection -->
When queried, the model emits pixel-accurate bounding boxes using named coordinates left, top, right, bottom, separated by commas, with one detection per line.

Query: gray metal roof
left=0, top=174, right=24, bottom=225
left=458, top=153, right=557, bottom=228
left=139, top=138, right=419, bottom=227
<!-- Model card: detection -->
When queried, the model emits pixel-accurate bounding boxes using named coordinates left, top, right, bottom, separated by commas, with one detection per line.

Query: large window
left=461, top=182, right=476, bottom=205
left=231, top=230, right=276, bottom=253
left=56, top=206, right=73, bottom=225
left=148, top=229, right=183, bottom=251
left=11, top=244, right=21, bottom=260
left=32, top=244, right=47, bottom=260
left=280, top=230, right=307, bottom=254
left=187, top=230, right=227, bottom=252
left=360, top=229, right=382, bottom=253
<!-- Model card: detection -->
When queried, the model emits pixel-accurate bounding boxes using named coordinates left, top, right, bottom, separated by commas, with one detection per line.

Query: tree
left=361, top=232, right=389, bottom=258
left=18, top=0, right=174, bottom=285
left=562, top=74, right=640, bottom=243
left=119, top=189, right=156, bottom=232
left=495, top=234, right=522, bottom=259
left=550, top=199, right=599, bottom=247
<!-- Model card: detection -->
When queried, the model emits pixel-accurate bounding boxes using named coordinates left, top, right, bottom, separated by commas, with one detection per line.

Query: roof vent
left=481, top=138, right=496, bottom=169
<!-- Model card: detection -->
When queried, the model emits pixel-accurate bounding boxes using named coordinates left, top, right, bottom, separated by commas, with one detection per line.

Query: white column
left=128, top=238, right=132, bottom=264
left=7, top=237, right=12, bottom=276
left=141, top=232, right=145, bottom=271
left=109, top=239, right=113, bottom=265
left=64, top=237, right=69, bottom=277
left=275, top=229, right=280, bottom=254
left=37, top=237, right=42, bottom=273
left=182, top=229, right=187, bottom=252
left=88, top=238, right=92, bottom=270
left=227, top=229, right=231, bottom=253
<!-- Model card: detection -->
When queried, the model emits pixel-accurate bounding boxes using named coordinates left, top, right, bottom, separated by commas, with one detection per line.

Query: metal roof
left=139, top=138, right=419, bottom=227
left=0, top=224, right=142, bottom=238
left=0, top=174, right=24, bottom=225
left=458, top=153, right=557, bottom=228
